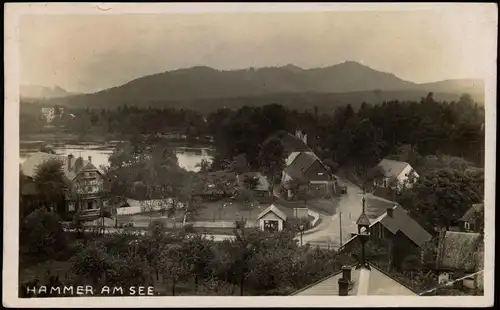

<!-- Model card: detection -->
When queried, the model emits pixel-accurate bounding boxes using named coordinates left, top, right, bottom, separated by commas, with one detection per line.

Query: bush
left=20, top=210, right=67, bottom=262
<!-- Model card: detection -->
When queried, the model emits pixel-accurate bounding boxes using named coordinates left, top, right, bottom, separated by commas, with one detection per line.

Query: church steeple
left=355, top=191, right=371, bottom=269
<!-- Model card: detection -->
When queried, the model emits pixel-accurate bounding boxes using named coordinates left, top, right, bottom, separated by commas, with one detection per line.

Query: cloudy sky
left=19, top=4, right=496, bottom=93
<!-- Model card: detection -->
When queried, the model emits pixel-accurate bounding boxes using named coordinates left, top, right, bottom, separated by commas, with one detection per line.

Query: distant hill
left=20, top=85, right=77, bottom=100
left=38, top=61, right=484, bottom=111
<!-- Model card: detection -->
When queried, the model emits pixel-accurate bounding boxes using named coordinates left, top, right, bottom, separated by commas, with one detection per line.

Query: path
left=296, top=180, right=364, bottom=250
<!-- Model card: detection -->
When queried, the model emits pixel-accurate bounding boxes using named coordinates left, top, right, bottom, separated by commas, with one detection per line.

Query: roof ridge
left=367, top=263, right=420, bottom=294
left=290, top=269, right=344, bottom=295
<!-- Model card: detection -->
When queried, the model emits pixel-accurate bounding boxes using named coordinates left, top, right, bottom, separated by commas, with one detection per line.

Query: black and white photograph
left=3, top=2, right=496, bottom=308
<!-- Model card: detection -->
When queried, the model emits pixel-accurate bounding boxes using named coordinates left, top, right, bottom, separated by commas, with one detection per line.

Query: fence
left=308, top=209, right=320, bottom=227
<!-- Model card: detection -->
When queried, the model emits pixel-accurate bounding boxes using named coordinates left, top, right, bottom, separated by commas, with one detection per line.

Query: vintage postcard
left=3, top=2, right=496, bottom=308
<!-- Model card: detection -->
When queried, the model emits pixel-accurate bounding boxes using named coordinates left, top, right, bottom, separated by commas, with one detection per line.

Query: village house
left=339, top=202, right=432, bottom=269
left=374, top=159, right=419, bottom=190
left=436, top=230, right=484, bottom=292
left=281, top=152, right=333, bottom=199
left=292, top=201, right=419, bottom=296
left=456, top=202, right=484, bottom=233
left=21, top=152, right=109, bottom=220
left=256, top=203, right=309, bottom=232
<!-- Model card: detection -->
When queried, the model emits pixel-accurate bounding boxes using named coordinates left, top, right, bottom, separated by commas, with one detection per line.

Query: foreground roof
left=291, top=263, right=418, bottom=296
left=377, top=159, right=411, bottom=178
left=437, top=231, right=483, bottom=272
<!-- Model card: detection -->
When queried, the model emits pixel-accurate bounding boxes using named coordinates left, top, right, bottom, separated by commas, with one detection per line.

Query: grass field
left=192, top=200, right=262, bottom=222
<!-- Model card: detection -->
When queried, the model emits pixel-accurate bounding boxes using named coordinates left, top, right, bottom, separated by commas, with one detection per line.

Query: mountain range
left=20, top=85, right=78, bottom=100
left=24, top=61, right=484, bottom=112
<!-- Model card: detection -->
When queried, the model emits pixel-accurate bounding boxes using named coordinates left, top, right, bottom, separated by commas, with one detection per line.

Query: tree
left=257, top=137, right=285, bottom=198
left=159, top=244, right=190, bottom=295
left=33, top=158, right=67, bottom=213
left=242, top=175, right=260, bottom=190
left=398, top=167, right=484, bottom=232
left=20, top=209, right=67, bottom=262
left=196, top=159, right=212, bottom=173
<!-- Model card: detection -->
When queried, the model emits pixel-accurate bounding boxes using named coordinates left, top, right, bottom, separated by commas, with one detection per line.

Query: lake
left=19, top=141, right=215, bottom=172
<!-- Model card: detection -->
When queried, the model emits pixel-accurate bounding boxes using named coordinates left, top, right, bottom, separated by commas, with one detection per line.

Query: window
left=383, top=179, right=388, bottom=187
left=318, top=172, right=324, bottom=176
left=464, top=222, right=470, bottom=231
left=87, top=201, right=93, bottom=210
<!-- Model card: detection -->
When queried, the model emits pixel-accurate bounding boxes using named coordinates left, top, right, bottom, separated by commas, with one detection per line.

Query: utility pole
left=339, top=211, right=343, bottom=247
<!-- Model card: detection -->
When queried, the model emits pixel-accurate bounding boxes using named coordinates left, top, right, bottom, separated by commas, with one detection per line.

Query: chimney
left=338, top=278, right=349, bottom=296
left=387, top=206, right=394, bottom=217
left=67, top=154, right=74, bottom=171
left=75, top=157, right=83, bottom=172
left=342, top=266, right=352, bottom=282
left=88, top=156, right=92, bottom=163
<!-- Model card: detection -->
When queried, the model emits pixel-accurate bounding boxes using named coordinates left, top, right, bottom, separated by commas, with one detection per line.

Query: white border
left=3, top=2, right=496, bottom=308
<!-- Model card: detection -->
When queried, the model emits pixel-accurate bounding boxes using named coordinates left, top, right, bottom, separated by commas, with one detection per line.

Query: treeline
left=209, top=93, right=484, bottom=172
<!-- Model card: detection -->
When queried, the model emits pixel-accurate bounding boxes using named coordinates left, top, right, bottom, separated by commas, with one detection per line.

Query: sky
left=19, top=5, right=497, bottom=93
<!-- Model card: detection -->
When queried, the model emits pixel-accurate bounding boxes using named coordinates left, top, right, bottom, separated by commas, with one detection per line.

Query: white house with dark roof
left=375, top=159, right=419, bottom=189
left=257, top=204, right=288, bottom=232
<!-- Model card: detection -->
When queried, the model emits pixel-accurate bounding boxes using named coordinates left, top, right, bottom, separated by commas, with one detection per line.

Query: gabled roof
left=356, top=213, right=371, bottom=226
left=283, top=152, right=330, bottom=183
left=377, top=159, right=411, bottom=178
left=20, top=152, right=99, bottom=182
left=341, top=204, right=432, bottom=249
left=373, top=205, right=432, bottom=247
left=264, top=131, right=310, bottom=153
left=257, top=204, right=287, bottom=221
left=437, top=231, right=483, bottom=272
left=459, top=203, right=484, bottom=222
left=291, top=263, right=418, bottom=296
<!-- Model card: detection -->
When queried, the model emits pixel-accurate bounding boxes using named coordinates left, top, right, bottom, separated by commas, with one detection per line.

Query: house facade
left=281, top=152, right=332, bottom=199
left=257, top=204, right=288, bottom=232
left=21, top=152, right=109, bottom=219
left=375, top=159, right=419, bottom=190
left=457, top=203, right=484, bottom=233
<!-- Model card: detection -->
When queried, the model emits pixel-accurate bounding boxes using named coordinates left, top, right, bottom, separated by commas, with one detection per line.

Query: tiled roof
left=341, top=204, right=432, bottom=249
left=365, top=195, right=399, bottom=219
left=20, top=152, right=99, bottom=182
left=291, top=263, right=417, bottom=296
left=283, top=152, right=326, bottom=183
left=377, top=159, right=410, bottom=178
left=459, top=203, right=484, bottom=222
left=437, top=231, right=483, bottom=272
left=375, top=205, right=432, bottom=247
left=257, top=204, right=288, bottom=221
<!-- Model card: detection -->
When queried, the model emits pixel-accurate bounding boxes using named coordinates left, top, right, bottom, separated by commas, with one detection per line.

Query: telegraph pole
left=339, top=211, right=343, bottom=247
